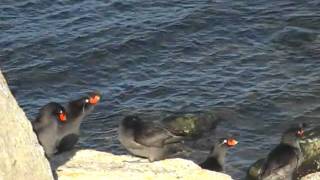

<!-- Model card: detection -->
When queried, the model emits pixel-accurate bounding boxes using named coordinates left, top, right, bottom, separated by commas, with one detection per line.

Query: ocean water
left=1, top=0, right=320, bottom=179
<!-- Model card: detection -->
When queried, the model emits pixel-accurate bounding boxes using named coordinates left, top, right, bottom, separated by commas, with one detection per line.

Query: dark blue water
left=1, top=0, right=320, bottom=179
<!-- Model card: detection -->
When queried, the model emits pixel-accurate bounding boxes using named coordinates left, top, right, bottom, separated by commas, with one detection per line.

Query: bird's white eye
left=223, top=139, right=227, bottom=144
left=85, top=99, right=89, bottom=103
left=59, top=110, right=63, bottom=114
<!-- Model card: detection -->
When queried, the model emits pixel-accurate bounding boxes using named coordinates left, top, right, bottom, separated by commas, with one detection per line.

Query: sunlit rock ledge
left=301, top=172, right=320, bottom=180
left=52, top=149, right=232, bottom=180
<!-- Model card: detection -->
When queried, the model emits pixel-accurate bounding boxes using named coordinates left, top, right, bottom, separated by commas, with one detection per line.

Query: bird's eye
left=85, top=99, right=89, bottom=103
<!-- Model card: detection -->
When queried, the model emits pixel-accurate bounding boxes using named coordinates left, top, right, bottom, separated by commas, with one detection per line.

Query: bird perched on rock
left=57, top=91, right=101, bottom=153
left=32, top=102, right=68, bottom=158
left=258, top=124, right=305, bottom=180
left=200, top=137, right=238, bottom=172
left=32, top=91, right=101, bottom=158
left=118, top=115, right=186, bottom=162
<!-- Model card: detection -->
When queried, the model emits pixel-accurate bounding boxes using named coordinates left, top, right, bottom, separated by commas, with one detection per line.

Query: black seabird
left=118, top=115, right=186, bottom=162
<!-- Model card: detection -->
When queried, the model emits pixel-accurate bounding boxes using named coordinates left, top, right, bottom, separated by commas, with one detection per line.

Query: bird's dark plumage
left=56, top=134, right=79, bottom=153
left=200, top=156, right=223, bottom=172
left=32, top=92, right=101, bottom=157
left=258, top=124, right=305, bottom=180
left=118, top=115, right=185, bottom=162
left=259, top=144, right=300, bottom=179
left=32, top=102, right=67, bottom=158
left=200, top=138, right=238, bottom=172
left=57, top=91, right=101, bottom=153
left=134, top=121, right=183, bottom=147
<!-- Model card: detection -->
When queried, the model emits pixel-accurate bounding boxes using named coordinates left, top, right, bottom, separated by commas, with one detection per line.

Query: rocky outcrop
left=301, top=172, right=320, bottom=180
left=162, top=111, right=220, bottom=138
left=0, top=71, right=53, bottom=180
left=52, top=149, right=232, bottom=180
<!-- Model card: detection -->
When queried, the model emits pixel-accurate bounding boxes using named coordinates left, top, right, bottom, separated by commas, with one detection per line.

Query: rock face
left=0, top=71, right=53, bottom=180
left=53, top=149, right=232, bottom=180
left=301, top=172, right=320, bottom=180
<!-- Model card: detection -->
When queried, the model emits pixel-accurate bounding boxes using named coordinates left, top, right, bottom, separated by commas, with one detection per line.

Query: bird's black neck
left=208, top=145, right=227, bottom=167
left=67, top=99, right=87, bottom=120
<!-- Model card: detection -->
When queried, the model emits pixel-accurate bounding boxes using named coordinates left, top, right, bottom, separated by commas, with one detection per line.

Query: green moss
left=300, top=127, right=320, bottom=162
left=162, top=114, right=199, bottom=136
left=162, top=112, right=219, bottom=137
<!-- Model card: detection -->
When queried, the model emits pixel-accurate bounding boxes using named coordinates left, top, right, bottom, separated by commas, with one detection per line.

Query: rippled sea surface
left=1, top=0, right=320, bottom=179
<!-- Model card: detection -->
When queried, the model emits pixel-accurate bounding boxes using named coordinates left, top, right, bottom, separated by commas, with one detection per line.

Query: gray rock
left=0, top=70, right=53, bottom=180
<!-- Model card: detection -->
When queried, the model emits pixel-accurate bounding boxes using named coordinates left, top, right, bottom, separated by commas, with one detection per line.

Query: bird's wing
left=134, top=122, right=183, bottom=147
left=56, top=134, right=79, bottom=154
left=260, top=144, right=299, bottom=179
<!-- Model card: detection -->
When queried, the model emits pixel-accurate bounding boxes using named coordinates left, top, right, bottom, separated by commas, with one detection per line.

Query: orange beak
left=59, top=113, right=67, bottom=122
left=89, top=95, right=100, bottom=105
left=297, top=129, right=304, bottom=137
left=226, top=138, right=238, bottom=147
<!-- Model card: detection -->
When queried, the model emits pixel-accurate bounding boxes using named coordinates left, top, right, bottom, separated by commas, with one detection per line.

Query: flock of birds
left=31, top=91, right=306, bottom=180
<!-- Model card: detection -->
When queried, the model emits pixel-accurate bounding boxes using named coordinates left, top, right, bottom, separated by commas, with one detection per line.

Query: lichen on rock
left=162, top=111, right=220, bottom=137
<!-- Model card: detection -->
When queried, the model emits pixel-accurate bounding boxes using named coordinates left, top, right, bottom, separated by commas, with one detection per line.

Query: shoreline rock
left=0, top=70, right=53, bottom=180
left=52, top=149, right=232, bottom=180
left=301, top=172, right=320, bottom=180
left=162, top=111, right=220, bottom=138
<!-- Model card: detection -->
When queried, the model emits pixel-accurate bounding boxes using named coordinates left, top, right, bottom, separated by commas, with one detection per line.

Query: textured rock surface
left=53, top=149, right=232, bottom=180
left=0, top=70, right=53, bottom=180
left=301, top=172, right=320, bottom=180
left=300, top=127, right=320, bottom=162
